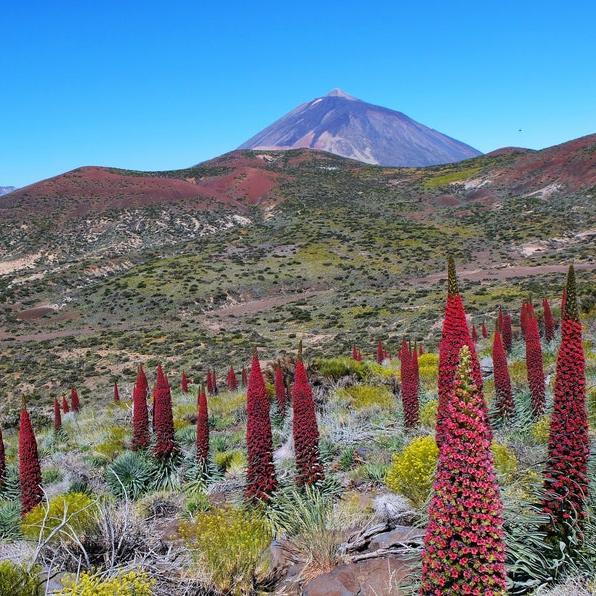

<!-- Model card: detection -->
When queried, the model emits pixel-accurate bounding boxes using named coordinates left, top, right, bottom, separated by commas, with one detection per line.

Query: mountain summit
left=239, top=89, right=481, bottom=166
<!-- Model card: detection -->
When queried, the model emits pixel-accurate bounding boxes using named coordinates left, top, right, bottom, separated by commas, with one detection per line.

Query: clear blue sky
left=2, top=0, right=595, bottom=187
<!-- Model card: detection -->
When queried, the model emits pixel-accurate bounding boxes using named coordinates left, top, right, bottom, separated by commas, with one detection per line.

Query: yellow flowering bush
left=336, top=384, right=394, bottom=409
left=22, top=493, right=97, bottom=541
left=419, top=399, right=438, bottom=428
left=385, top=436, right=518, bottom=507
left=0, top=561, right=42, bottom=595
left=214, top=449, right=246, bottom=474
left=385, top=435, right=438, bottom=508
left=418, top=353, right=439, bottom=387
left=58, top=570, right=154, bottom=595
left=531, top=415, right=551, bottom=444
left=178, top=506, right=272, bottom=594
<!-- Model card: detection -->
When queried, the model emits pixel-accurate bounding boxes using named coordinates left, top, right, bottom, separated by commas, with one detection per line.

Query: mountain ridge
left=239, top=89, right=482, bottom=166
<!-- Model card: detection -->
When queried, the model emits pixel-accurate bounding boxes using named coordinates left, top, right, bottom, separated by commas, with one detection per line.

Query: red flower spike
left=53, top=398, right=62, bottom=433
left=196, top=386, right=209, bottom=468
left=542, top=266, right=590, bottom=542
left=131, top=375, right=150, bottom=451
left=376, top=340, right=384, bottom=364
left=481, top=321, right=488, bottom=338
left=542, top=297, right=555, bottom=342
left=113, top=381, right=120, bottom=402
left=401, top=340, right=419, bottom=428
left=62, top=395, right=70, bottom=413
left=19, top=403, right=43, bottom=515
left=226, top=366, right=238, bottom=391
left=152, top=365, right=177, bottom=459
left=244, top=348, right=277, bottom=501
left=0, top=428, right=6, bottom=491
left=241, top=366, right=248, bottom=387
left=292, top=342, right=324, bottom=486
left=502, top=312, right=513, bottom=352
left=70, top=387, right=80, bottom=412
left=181, top=371, right=189, bottom=393
left=436, top=258, right=487, bottom=446
left=137, top=365, right=149, bottom=398
left=492, top=330, right=514, bottom=419
left=525, top=313, right=545, bottom=417
left=421, top=346, right=507, bottom=594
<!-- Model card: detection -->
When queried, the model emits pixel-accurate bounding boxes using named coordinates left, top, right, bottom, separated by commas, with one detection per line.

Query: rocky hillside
left=0, top=134, right=594, bottom=404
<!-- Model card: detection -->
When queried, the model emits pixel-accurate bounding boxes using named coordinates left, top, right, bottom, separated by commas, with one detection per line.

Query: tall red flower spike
left=244, top=348, right=277, bottom=501
left=471, top=324, right=478, bottom=343
left=181, top=371, right=189, bottom=393
left=481, top=321, right=488, bottom=339
left=421, top=346, right=507, bottom=595
left=502, top=312, right=513, bottom=353
left=376, top=340, right=384, bottom=364
left=436, top=257, right=485, bottom=446
left=62, top=395, right=70, bottom=413
left=542, top=297, right=555, bottom=342
left=492, top=330, right=514, bottom=419
left=70, top=387, right=80, bottom=412
left=137, top=365, right=149, bottom=398
left=497, top=306, right=504, bottom=332
left=274, top=364, right=286, bottom=416
left=351, top=345, right=359, bottom=360
left=206, top=370, right=213, bottom=394
left=418, top=344, right=424, bottom=355
left=113, top=381, right=120, bottom=402
left=196, top=386, right=209, bottom=469
left=0, top=428, right=6, bottom=491
left=400, top=341, right=419, bottom=428
left=241, top=366, right=248, bottom=387
left=19, top=402, right=43, bottom=515
left=152, top=365, right=177, bottom=459
left=131, top=380, right=150, bottom=450
left=226, top=366, right=238, bottom=391
left=292, top=342, right=324, bottom=486
left=53, top=398, right=62, bottom=433
left=525, top=312, right=545, bottom=417
left=211, top=370, right=218, bottom=394
left=543, top=266, right=590, bottom=542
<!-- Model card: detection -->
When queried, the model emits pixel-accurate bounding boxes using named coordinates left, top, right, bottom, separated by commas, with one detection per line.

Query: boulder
left=302, top=555, right=415, bottom=596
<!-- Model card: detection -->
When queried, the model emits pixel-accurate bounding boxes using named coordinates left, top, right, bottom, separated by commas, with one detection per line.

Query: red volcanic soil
left=0, top=152, right=286, bottom=223
left=490, top=134, right=596, bottom=193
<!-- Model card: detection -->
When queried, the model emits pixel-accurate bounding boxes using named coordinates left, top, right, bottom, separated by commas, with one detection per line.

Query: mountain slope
left=0, top=186, right=15, bottom=196
left=239, top=88, right=482, bottom=166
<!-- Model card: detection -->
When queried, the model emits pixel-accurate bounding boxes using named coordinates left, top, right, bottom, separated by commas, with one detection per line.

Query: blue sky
left=2, top=0, right=595, bottom=187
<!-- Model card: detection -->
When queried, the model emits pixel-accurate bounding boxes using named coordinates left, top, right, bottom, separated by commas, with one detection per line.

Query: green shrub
left=106, top=450, right=151, bottom=500
left=42, top=467, right=64, bottom=485
left=0, top=561, right=42, bottom=595
left=336, top=384, right=394, bottom=409
left=214, top=449, right=246, bottom=474
left=185, top=491, right=211, bottom=517
left=385, top=435, right=438, bottom=508
left=491, top=442, right=518, bottom=478
left=179, top=506, right=271, bottom=593
left=57, top=570, right=154, bottom=595
left=314, top=356, right=364, bottom=380
left=21, top=493, right=97, bottom=541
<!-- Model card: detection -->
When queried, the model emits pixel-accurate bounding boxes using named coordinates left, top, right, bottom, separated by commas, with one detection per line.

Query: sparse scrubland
left=0, top=260, right=594, bottom=595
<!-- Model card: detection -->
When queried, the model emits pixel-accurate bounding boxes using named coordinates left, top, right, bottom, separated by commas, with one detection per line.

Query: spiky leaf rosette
left=274, top=365, right=286, bottom=416
left=0, top=428, right=5, bottom=491
left=131, top=380, right=150, bottom=451
left=113, top=381, right=120, bottom=402
left=70, top=387, right=80, bottom=412
left=62, top=395, right=70, bottom=413
left=226, top=366, right=238, bottom=391
left=244, top=350, right=277, bottom=501
left=437, top=259, right=486, bottom=446
left=492, top=330, right=514, bottom=420
left=400, top=342, right=419, bottom=428
left=292, top=346, right=324, bottom=487
left=53, top=398, right=62, bottom=433
left=181, top=371, right=189, bottom=393
left=153, top=365, right=178, bottom=459
left=19, top=406, right=43, bottom=515
left=421, top=346, right=507, bottom=595
left=543, top=266, right=590, bottom=542
left=196, top=387, right=209, bottom=468
left=542, top=298, right=555, bottom=342
left=525, top=313, right=545, bottom=417
left=107, top=450, right=151, bottom=500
